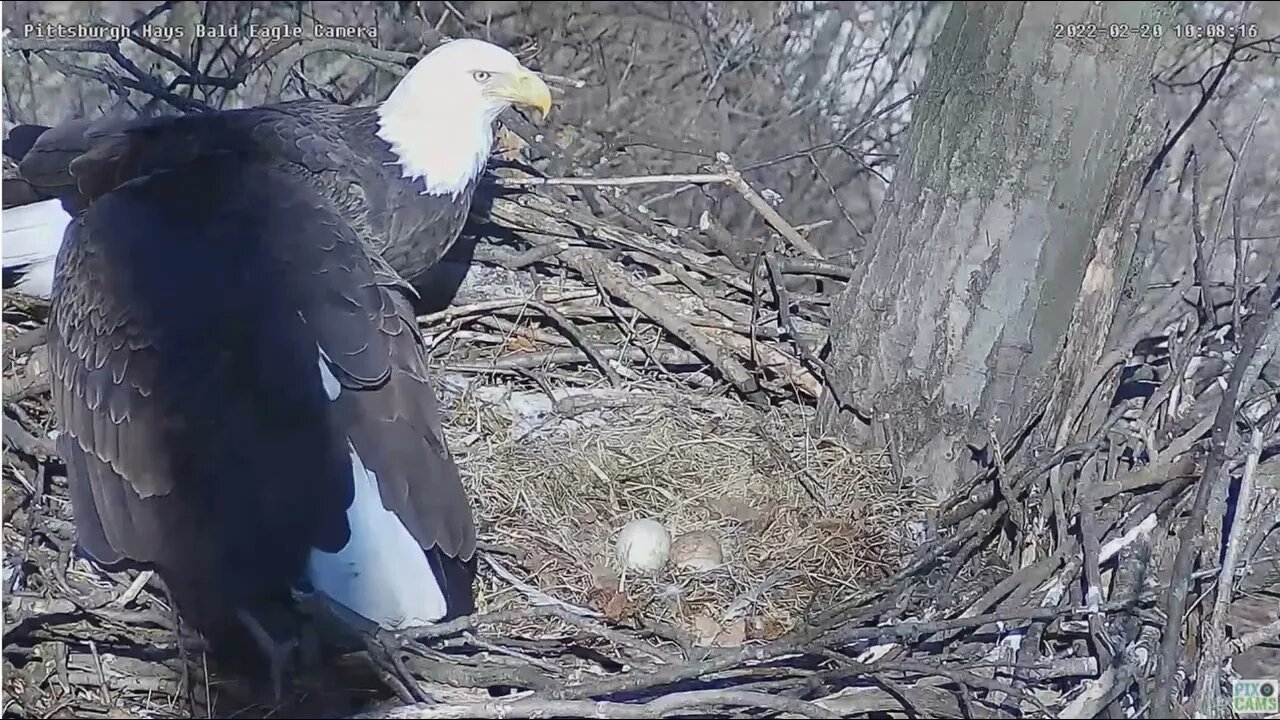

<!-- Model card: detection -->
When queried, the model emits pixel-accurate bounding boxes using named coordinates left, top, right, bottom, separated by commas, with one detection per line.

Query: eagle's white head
left=377, top=39, right=552, bottom=198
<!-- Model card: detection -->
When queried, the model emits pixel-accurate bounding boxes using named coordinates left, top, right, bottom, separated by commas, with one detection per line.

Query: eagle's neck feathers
left=375, top=93, right=494, bottom=200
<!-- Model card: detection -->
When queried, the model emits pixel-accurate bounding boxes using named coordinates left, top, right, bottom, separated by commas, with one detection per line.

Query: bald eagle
left=4, top=39, right=552, bottom=697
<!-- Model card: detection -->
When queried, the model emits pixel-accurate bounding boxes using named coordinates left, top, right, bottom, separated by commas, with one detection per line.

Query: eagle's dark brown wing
left=50, top=117, right=476, bottom=635
left=8, top=105, right=478, bottom=306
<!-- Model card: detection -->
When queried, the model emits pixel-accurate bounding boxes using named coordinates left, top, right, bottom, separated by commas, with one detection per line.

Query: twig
left=3, top=417, right=56, bottom=459
left=498, top=160, right=825, bottom=262
left=1193, top=425, right=1263, bottom=716
left=1208, top=102, right=1265, bottom=339
left=1154, top=270, right=1280, bottom=716
left=753, top=420, right=826, bottom=510
left=828, top=599, right=1145, bottom=647
left=701, top=327, right=822, bottom=398
left=111, top=570, right=154, bottom=608
left=3, top=373, right=50, bottom=403
left=480, top=554, right=601, bottom=618
left=775, top=256, right=851, bottom=280
left=560, top=249, right=767, bottom=404
left=1143, top=41, right=1238, bottom=187
left=988, top=426, right=1023, bottom=536
left=498, top=173, right=731, bottom=188
left=536, top=605, right=683, bottom=666
left=1230, top=618, right=1280, bottom=655
left=1189, top=150, right=1216, bottom=327
left=88, top=640, right=111, bottom=706
left=358, top=689, right=839, bottom=719
left=419, top=291, right=598, bottom=326
left=763, top=252, right=862, bottom=413
left=401, top=609, right=531, bottom=643
left=268, top=38, right=415, bottom=101
left=881, top=659, right=1039, bottom=713
left=535, top=71, right=585, bottom=88
left=473, top=315, right=571, bottom=348
left=716, top=155, right=824, bottom=259
left=446, top=345, right=702, bottom=374
left=462, top=632, right=565, bottom=676
left=128, top=1, right=175, bottom=34
left=4, top=327, right=48, bottom=359
left=548, top=637, right=806, bottom=703
left=1059, top=663, right=1125, bottom=719
left=528, top=300, right=623, bottom=385
left=5, top=37, right=211, bottom=112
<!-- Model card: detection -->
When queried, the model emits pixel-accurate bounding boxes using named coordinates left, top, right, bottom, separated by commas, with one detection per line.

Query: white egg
left=614, top=518, right=672, bottom=573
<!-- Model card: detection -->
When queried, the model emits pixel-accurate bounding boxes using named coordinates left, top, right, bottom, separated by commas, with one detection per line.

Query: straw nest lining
left=437, top=372, right=927, bottom=649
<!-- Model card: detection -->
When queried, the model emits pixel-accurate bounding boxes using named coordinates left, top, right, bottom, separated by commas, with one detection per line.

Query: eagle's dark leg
left=299, top=621, right=321, bottom=670
left=235, top=608, right=298, bottom=703
left=161, top=583, right=200, bottom=716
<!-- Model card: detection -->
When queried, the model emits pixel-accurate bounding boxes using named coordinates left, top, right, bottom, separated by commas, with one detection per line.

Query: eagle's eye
left=472, top=71, right=491, bottom=83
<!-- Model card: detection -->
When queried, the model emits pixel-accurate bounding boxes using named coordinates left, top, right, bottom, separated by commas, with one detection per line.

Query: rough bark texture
left=819, top=1, right=1176, bottom=498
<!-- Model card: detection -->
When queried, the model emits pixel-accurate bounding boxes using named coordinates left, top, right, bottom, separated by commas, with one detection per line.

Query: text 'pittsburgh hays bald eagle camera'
left=1, top=38, right=554, bottom=699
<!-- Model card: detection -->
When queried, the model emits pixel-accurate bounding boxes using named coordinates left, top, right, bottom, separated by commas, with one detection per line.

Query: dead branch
left=357, top=689, right=840, bottom=719
left=1154, top=267, right=1280, bottom=717
left=1193, top=425, right=1265, bottom=715
left=498, top=173, right=732, bottom=188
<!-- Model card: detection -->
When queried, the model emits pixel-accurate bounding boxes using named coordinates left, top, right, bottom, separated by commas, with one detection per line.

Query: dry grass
left=437, top=373, right=931, bottom=648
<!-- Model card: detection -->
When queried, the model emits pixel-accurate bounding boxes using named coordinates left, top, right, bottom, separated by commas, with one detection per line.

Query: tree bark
left=818, top=1, right=1176, bottom=498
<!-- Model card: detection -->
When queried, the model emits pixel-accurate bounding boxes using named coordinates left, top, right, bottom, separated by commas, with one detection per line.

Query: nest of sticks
left=4, top=142, right=1280, bottom=720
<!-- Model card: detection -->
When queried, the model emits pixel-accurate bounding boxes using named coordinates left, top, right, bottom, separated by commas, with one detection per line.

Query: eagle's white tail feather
left=305, top=439, right=448, bottom=631
left=3, top=199, right=71, bottom=300
left=304, top=349, right=449, bottom=630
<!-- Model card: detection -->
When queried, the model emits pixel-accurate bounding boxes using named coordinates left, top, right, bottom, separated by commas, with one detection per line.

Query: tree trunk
left=819, top=1, right=1176, bottom=498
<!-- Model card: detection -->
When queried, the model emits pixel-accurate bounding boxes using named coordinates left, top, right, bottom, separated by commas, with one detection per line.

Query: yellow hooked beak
left=489, top=69, right=553, bottom=119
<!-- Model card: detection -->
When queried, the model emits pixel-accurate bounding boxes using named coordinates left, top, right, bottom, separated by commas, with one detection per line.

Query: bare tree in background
left=819, top=1, right=1177, bottom=498
left=466, top=0, right=935, bottom=261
